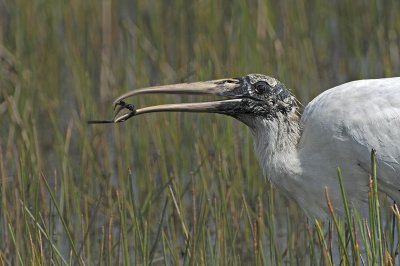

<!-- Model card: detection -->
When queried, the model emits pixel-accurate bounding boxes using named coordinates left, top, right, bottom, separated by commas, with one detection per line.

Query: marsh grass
left=1, top=0, right=400, bottom=264
left=317, top=150, right=390, bottom=265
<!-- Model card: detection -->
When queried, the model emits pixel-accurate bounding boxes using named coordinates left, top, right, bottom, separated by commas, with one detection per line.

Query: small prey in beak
left=88, top=101, right=136, bottom=124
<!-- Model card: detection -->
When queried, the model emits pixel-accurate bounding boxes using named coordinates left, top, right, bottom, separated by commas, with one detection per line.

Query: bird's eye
left=254, top=82, right=269, bottom=94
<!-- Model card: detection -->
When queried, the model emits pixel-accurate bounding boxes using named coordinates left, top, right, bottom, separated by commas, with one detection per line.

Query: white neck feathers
left=251, top=112, right=302, bottom=194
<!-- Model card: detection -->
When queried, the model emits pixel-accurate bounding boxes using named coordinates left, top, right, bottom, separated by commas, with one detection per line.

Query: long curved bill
left=88, top=78, right=246, bottom=124
left=113, top=99, right=242, bottom=122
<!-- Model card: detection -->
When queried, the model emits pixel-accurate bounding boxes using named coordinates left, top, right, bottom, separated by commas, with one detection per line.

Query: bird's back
left=299, top=77, right=400, bottom=209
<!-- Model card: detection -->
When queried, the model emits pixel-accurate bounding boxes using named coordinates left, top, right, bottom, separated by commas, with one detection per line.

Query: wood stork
left=89, top=74, right=400, bottom=218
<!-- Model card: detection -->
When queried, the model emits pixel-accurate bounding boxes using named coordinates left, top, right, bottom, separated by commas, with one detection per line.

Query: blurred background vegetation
left=0, top=0, right=399, bottom=264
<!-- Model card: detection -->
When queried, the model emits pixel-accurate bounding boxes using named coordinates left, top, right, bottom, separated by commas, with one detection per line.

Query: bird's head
left=90, top=74, right=297, bottom=129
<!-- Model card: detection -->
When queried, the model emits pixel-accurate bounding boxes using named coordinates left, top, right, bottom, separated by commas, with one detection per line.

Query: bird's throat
left=251, top=112, right=302, bottom=194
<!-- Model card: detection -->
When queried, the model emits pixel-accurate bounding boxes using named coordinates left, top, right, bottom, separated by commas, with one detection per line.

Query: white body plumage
left=254, top=78, right=400, bottom=218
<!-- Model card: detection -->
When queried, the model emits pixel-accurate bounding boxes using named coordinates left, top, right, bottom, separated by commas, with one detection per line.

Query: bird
left=89, top=74, right=400, bottom=218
